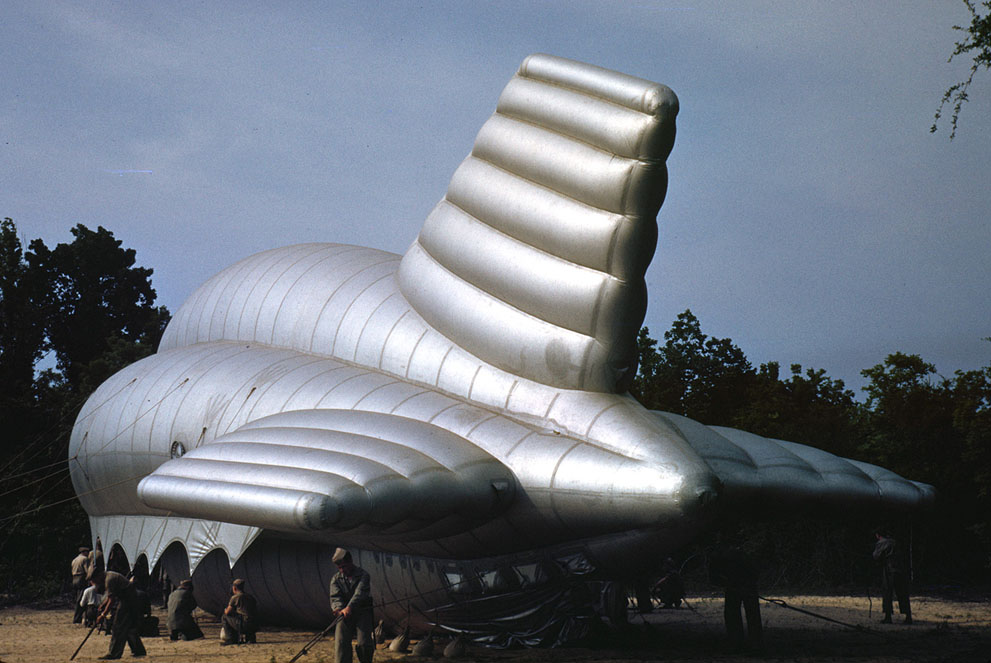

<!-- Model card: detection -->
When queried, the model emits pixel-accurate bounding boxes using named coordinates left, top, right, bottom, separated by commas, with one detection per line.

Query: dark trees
left=860, top=350, right=991, bottom=578
left=634, top=313, right=991, bottom=587
left=0, top=218, right=170, bottom=600
left=953, top=353, right=991, bottom=502
left=860, top=353, right=953, bottom=480
left=953, top=356, right=991, bottom=571
left=0, top=219, right=47, bottom=442
left=734, top=362, right=863, bottom=460
left=633, top=310, right=753, bottom=426
left=26, top=224, right=170, bottom=396
left=634, top=310, right=861, bottom=456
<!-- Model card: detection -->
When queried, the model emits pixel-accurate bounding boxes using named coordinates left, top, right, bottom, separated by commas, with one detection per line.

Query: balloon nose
left=678, top=472, right=722, bottom=517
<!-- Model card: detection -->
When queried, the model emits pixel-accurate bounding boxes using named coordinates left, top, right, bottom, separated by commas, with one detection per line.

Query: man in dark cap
left=71, top=546, right=91, bottom=623
left=96, top=570, right=147, bottom=659
left=167, top=579, right=204, bottom=641
left=873, top=528, right=912, bottom=624
left=221, top=578, right=258, bottom=644
left=329, top=547, right=375, bottom=663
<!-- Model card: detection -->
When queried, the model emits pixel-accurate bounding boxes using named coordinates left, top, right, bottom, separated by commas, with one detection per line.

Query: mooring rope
left=759, top=595, right=888, bottom=638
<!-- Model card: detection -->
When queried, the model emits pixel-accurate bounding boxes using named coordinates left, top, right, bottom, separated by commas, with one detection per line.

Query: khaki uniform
left=330, top=566, right=374, bottom=663
left=70, top=552, right=90, bottom=623
left=221, top=590, right=258, bottom=643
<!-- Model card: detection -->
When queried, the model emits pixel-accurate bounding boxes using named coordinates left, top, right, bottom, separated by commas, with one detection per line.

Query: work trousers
left=724, top=588, right=762, bottom=651
left=881, top=570, right=911, bottom=618
left=335, top=611, right=374, bottom=663
left=170, top=621, right=204, bottom=641
left=107, top=609, right=146, bottom=659
left=72, top=577, right=87, bottom=623
left=221, top=613, right=257, bottom=643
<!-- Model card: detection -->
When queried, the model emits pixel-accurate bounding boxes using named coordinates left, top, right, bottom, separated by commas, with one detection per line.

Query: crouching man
left=221, top=578, right=258, bottom=645
left=167, top=579, right=204, bottom=641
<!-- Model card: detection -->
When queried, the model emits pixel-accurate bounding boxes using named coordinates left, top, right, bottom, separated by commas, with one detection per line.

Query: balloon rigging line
left=2, top=377, right=189, bottom=514
left=3, top=376, right=190, bottom=553
left=1, top=457, right=77, bottom=483
left=82, top=378, right=190, bottom=459
left=0, top=376, right=139, bottom=478
left=0, top=471, right=149, bottom=526
left=0, top=466, right=69, bottom=498
left=0, top=473, right=73, bottom=550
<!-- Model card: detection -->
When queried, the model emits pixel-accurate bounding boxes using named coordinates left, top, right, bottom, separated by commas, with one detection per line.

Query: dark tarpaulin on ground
left=421, top=552, right=618, bottom=648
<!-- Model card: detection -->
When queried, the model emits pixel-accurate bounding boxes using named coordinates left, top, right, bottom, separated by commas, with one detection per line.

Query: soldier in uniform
left=167, top=579, right=204, bottom=641
left=71, top=546, right=91, bottom=624
left=221, top=578, right=258, bottom=644
left=873, top=529, right=912, bottom=624
left=329, top=547, right=375, bottom=663
left=97, top=571, right=147, bottom=660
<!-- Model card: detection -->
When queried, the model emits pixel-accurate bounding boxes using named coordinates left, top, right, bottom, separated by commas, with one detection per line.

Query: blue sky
left=3, top=1, right=988, bottom=395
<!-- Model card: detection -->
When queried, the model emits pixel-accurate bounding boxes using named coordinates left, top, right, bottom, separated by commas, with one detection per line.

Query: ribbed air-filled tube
left=847, top=460, right=934, bottom=511
left=517, top=53, right=679, bottom=127
left=445, top=158, right=655, bottom=280
left=444, top=159, right=626, bottom=274
left=400, top=243, right=605, bottom=390
left=472, top=115, right=650, bottom=214
left=653, top=412, right=936, bottom=515
left=496, top=77, right=669, bottom=160
left=398, top=53, right=676, bottom=393
left=419, top=201, right=645, bottom=339
left=138, top=475, right=344, bottom=531
left=135, top=407, right=518, bottom=537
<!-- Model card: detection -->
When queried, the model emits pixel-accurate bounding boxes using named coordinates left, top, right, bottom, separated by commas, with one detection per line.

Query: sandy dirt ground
left=1, top=594, right=989, bottom=663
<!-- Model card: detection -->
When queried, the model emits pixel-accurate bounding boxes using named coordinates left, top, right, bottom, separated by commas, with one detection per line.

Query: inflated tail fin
left=399, top=54, right=678, bottom=393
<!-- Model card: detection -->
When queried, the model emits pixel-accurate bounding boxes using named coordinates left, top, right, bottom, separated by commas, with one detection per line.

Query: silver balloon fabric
left=399, top=54, right=676, bottom=394
left=68, top=54, right=934, bottom=634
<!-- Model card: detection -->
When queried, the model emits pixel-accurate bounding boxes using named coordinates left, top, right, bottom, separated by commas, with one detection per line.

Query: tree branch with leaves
left=932, top=0, right=991, bottom=139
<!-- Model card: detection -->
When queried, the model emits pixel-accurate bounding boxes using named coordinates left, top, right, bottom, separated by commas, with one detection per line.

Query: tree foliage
left=734, top=361, right=863, bottom=460
left=25, top=224, right=170, bottom=393
left=0, top=218, right=170, bottom=602
left=635, top=312, right=991, bottom=587
left=932, top=0, right=991, bottom=139
left=633, top=310, right=753, bottom=426
left=0, top=219, right=48, bottom=443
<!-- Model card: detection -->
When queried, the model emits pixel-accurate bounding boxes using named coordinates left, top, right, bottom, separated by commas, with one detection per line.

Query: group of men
left=70, top=538, right=159, bottom=660
left=69, top=544, right=374, bottom=662
left=660, top=529, right=914, bottom=655
left=70, top=543, right=257, bottom=658
left=69, top=532, right=910, bottom=661
left=70, top=538, right=105, bottom=625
